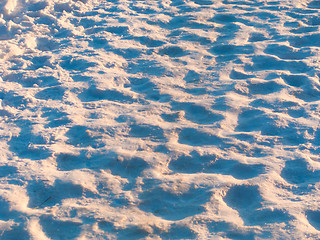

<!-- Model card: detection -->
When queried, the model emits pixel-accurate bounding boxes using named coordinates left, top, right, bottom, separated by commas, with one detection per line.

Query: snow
left=1, top=0, right=320, bottom=239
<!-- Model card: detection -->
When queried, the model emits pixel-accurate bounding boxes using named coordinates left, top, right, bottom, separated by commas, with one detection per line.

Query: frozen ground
left=1, top=0, right=320, bottom=239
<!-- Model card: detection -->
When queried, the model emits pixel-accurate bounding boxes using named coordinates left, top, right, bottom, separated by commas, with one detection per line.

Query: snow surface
left=1, top=0, right=320, bottom=239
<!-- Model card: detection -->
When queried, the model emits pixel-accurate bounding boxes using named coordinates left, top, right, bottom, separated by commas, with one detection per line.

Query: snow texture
left=1, top=0, right=320, bottom=239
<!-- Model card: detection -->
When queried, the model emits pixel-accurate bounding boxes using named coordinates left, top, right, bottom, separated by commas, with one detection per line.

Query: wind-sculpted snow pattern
left=1, top=0, right=320, bottom=239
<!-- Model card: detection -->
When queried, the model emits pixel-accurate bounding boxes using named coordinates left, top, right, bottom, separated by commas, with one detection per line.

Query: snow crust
left=1, top=0, right=320, bottom=239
